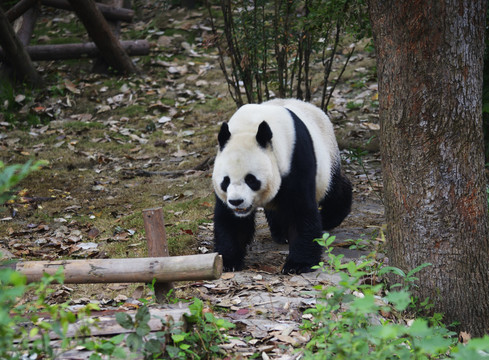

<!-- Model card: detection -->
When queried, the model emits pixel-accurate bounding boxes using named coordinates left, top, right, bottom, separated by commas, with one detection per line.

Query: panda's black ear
left=218, top=122, right=231, bottom=150
left=256, top=121, right=273, bottom=148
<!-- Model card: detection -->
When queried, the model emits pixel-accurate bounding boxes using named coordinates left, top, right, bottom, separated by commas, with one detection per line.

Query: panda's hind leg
left=213, top=195, right=256, bottom=271
left=320, top=167, right=352, bottom=230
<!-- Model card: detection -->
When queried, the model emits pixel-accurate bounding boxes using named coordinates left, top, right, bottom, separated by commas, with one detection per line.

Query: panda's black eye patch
left=245, top=174, right=261, bottom=191
left=221, top=176, right=230, bottom=192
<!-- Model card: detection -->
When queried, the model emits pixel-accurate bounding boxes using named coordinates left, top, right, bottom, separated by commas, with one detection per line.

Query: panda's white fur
left=212, top=98, right=339, bottom=215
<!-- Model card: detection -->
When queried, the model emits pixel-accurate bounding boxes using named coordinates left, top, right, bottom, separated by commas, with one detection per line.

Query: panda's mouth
left=232, top=206, right=253, bottom=216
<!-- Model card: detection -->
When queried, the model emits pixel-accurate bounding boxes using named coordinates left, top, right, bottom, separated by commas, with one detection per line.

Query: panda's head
left=212, top=121, right=281, bottom=217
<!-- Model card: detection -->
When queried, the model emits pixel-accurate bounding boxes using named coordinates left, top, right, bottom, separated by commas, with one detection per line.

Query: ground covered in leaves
left=1, top=2, right=384, bottom=358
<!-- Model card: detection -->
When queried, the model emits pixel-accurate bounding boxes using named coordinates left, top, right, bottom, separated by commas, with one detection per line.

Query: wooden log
left=67, top=0, right=137, bottom=74
left=5, top=0, right=38, bottom=22
left=0, top=40, right=149, bottom=61
left=10, top=253, right=223, bottom=284
left=143, top=207, right=173, bottom=303
left=41, top=0, right=134, bottom=22
left=0, top=6, right=41, bottom=86
left=92, top=0, right=123, bottom=73
left=143, top=208, right=170, bottom=259
left=14, top=2, right=40, bottom=45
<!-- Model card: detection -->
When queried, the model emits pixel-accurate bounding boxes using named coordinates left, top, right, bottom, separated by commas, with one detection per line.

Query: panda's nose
left=229, top=199, right=244, bottom=206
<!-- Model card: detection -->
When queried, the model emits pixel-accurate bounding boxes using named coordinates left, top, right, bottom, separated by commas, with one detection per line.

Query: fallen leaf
left=64, top=79, right=80, bottom=94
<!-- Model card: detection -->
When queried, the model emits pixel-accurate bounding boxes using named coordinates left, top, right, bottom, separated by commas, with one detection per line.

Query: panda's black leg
left=320, top=168, right=352, bottom=230
left=265, top=209, right=288, bottom=244
left=213, top=195, right=255, bottom=271
left=281, top=204, right=322, bottom=274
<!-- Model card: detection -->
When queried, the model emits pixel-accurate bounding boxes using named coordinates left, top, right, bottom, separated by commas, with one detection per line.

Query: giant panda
left=212, top=98, right=352, bottom=274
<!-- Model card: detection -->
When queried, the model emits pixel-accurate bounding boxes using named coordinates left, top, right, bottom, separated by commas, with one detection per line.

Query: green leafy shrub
left=301, top=233, right=489, bottom=359
left=114, top=297, right=235, bottom=359
left=206, top=0, right=369, bottom=108
left=0, top=267, right=94, bottom=359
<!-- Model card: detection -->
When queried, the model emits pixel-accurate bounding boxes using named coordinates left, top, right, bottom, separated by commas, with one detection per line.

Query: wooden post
left=142, top=207, right=173, bottom=303
left=0, top=6, right=41, bottom=86
left=8, top=253, right=223, bottom=283
left=66, top=0, right=137, bottom=74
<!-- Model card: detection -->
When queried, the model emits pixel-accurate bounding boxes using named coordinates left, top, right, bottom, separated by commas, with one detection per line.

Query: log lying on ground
left=0, top=40, right=149, bottom=61
left=7, top=253, right=222, bottom=284
left=42, top=0, right=134, bottom=22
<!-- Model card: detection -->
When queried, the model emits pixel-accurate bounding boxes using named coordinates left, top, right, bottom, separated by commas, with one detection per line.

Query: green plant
left=301, top=233, right=489, bottom=359
left=0, top=159, right=48, bottom=206
left=346, top=101, right=363, bottom=110
left=0, top=267, right=100, bottom=359
left=207, top=0, right=370, bottom=109
left=114, top=297, right=235, bottom=359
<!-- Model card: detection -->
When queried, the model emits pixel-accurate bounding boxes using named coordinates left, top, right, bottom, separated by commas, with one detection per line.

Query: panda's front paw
left=223, top=265, right=243, bottom=272
left=222, top=259, right=244, bottom=272
left=281, top=259, right=317, bottom=275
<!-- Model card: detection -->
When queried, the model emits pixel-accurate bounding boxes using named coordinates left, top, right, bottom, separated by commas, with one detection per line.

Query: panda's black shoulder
left=284, top=108, right=317, bottom=176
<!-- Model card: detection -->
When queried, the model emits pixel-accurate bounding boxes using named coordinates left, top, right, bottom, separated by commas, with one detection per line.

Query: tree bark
left=368, top=0, right=489, bottom=336
left=0, top=6, right=41, bottom=86
left=67, top=0, right=137, bottom=74
left=0, top=40, right=149, bottom=61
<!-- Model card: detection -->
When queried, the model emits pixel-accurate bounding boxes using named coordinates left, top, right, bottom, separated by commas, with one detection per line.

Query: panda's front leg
left=213, top=195, right=256, bottom=271
left=281, top=205, right=322, bottom=275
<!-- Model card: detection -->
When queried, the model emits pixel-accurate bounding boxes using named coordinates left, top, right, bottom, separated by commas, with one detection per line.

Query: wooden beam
left=41, top=0, right=134, bottom=22
left=5, top=0, right=38, bottom=22
left=0, top=6, right=41, bottom=85
left=14, top=2, right=40, bottom=45
left=66, top=0, right=137, bottom=74
left=0, top=39, right=149, bottom=60
left=11, top=253, right=223, bottom=284
left=143, top=207, right=173, bottom=303
left=92, top=0, right=123, bottom=73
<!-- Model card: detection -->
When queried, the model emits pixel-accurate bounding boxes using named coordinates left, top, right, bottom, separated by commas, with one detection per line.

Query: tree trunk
left=67, top=0, right=137, bottom=74
left=368, top=0, right=489, bottom=336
